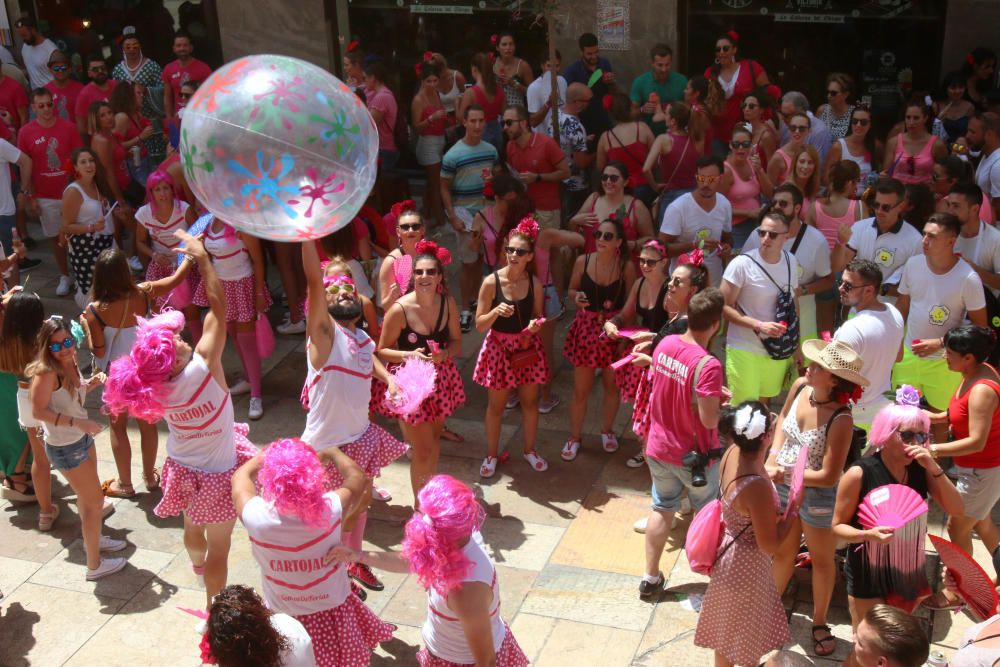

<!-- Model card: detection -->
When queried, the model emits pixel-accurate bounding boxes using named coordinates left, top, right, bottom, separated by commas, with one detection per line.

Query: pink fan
left=177, top=606, right=209, bottom=619
left=610, top=354, right=635, bottom=371
left=783, top=447, right=809, bottom=520
left=393, top=255, right=413, bottom=294
left=385, top=357, right=436, bottom=416
left=857, top=484, right=928, bottom=530
left=929, top=535, right=1000, bottom=621
left=616, top=327, right=649, bottom=339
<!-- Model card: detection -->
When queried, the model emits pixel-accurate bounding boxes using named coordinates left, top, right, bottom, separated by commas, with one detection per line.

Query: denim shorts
left=543, top=284, right=562, bottom=319
left=648, top=456, right=720, bottom=514
left=776, top=482, right=837, bottom=529
left=45, top=434, right=94, bottom=472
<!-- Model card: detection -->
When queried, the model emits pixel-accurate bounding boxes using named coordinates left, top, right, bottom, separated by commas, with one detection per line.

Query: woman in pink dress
left=695, top=401, right=801, bottom=666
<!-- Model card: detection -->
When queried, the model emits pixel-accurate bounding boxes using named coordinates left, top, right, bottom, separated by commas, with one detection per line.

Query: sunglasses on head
left=413, top=268, right=439, bottom=277
left=788, top=124, right=809, bottom=133
left=600, top=173, right=621, bottom=182
left=325, top=282, right=356, bottom=295
left=505, top=246, right=530, bottom=256
left=502, top=119, right=521, bottom=127
left=898, top=429, right=931, bottom=445
left=851, top=117, right=870, bottom=127
left=757, top=229, right=783, bottom=239
left=594, top=231, right=617, bottom=241
left=731, top=140, right=752, bottom=149
left=637, top=257, right=662, bottom=267
left=49, top=338, right=75, bottom=353
left=874, top=202, right=898, bottom=213
left=399, top=222, right=423, bottom=232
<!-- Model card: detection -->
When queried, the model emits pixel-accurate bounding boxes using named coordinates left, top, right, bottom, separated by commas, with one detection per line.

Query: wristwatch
left=929, top=444, right=940, bottom=459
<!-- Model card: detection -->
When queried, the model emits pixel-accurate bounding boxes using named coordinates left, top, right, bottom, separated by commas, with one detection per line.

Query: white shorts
left=953, top=464, right=1000, bottom=520
left=37, top=198, right=62, bottom=238
left=415, top=135, right=445, bottom=166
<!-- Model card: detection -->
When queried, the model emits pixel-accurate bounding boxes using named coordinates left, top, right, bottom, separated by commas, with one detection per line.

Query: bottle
left=11, top=228, right=23, bottom=254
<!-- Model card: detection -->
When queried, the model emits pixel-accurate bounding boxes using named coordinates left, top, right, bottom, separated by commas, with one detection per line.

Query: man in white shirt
left=894, top=213, right=988, bottom=411
left=947, top=182, right=1000, bottom=295
left=14, top=18, right=57, bottom=89
left=967, top=112, right=1000, bottom=222
left=0, top=137, right=31, bottom=286
left=742, top=183, right=832, bottom=342
left=833, top=177, right=922, bottom=301
left=834, top=259, right=904, bottom=429
left=659, top=154, right=733, bottom=287
left=721, top=211, right=799, bottom=405
left=526, top=51, right=567, bottom=138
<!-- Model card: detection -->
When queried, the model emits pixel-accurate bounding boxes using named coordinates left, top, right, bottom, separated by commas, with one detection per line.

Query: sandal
left=523, top=451, right=549, bottom=472
left=440, top=427, right=465, bottom=443
left=480, top=456, right=498, bottom=478
left=38, top=504, right=60, bottom=532
left=101, top=479, right=136, bottom=498
left=811, top=624, right=836, bottom=657
left=1, top=474, right=37, bottom=503
left=921, top=590, right=963, bottom=611
left=601, top=432, right=619, bottom=453
left=561, top=439, right=581, bottom=461
left=143, top=469, right=161, bottom=491
left=626, top=453, right=646, bottom=468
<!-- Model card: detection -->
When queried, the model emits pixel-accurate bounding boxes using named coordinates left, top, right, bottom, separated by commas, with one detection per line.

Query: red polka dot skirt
left=473, top=330, right=550, bottom=390
left=146, top=260, right=202, bottom=312
left=563, top=309, right=619, bottom=369
left=416, top=622, right=529, bottom=667
left=295, top=592, right=395, bottom=667
left=631, top=367, right=653, bottom=438
left=321, top=423, right=409, bottom=487
left=193, top=274, right=271, bottom=323
left=379, top=359, right=466, bottom=425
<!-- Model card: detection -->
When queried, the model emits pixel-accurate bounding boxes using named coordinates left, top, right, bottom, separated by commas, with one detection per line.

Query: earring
left=715, top=57, right=721, bottom=65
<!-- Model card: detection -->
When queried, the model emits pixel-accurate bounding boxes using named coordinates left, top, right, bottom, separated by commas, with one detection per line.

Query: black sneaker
left=460, top=310, right=473, bottom=333
left=17, top=257, right=41, bottom=271
left=638, top=573, right=664, bottom=599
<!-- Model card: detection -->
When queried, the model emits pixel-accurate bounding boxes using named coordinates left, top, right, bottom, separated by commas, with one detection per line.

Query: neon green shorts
left=726, top=348, right=793, bottom=404
left=892, top=347, right=961, bottom=411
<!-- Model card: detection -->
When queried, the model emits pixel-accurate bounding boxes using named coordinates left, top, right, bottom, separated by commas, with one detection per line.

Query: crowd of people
left=2, top=18, right=1000, bottom=667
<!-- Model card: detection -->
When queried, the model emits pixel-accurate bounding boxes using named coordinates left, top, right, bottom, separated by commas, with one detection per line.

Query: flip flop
left=812, top=624, right=836, bottom=657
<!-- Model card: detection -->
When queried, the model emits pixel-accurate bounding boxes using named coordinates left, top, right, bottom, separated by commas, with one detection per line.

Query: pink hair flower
left=895, top=385, right=921, bottom=408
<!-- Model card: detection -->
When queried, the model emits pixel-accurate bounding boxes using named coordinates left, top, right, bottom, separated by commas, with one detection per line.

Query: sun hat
left=801, top=339, right=870, bottom=387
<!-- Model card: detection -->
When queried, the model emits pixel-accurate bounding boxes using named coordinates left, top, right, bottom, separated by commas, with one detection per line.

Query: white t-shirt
left=955, top=221, right=1000, bottom=296
left=270, top=613, right=317, bottom=667
left=743, top=221, right=831, bottom=340
left=722, top=248, right=800, bottom=355
left=833, top=304, right=904, bottom=425
left=898, top=256, right=987, bottom=359
left=847, top=217, right=923, bottom=288
left=0, top=139, right=21, bottom=216
left=660, top=192, right=733, bottom=287
left=526, top=74, right=567, bottom=137
left=21, top=39, right=57, bottom=89
left=977, top=149, right=1000, bottom=200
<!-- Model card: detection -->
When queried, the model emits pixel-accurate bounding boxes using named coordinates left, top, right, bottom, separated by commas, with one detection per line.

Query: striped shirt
left=442, top=139, right=498, bottom=213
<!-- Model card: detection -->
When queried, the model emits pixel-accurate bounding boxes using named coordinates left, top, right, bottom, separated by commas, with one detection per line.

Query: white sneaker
left=633, top=516, right=648, bottom=534
left=248, top=397, right=263, bottom=420
left=56, top=275, right=74, bottom=296
left=230, top=380, right=251, bottom=396
left=99, top=535, right=128, bottom=552
left=86, top=556, right=127, bottom=580
left=276, top=319, right=306, bottom=335
left=128, top=256, right=144, bottom=272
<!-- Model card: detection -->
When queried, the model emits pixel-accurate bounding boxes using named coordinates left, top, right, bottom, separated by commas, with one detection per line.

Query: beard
left=328, top=300, right=363, bottom=323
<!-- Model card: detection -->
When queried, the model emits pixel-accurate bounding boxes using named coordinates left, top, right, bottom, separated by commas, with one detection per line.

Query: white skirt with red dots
left=294, top=592, right=395, bottom=667
left=146, top=260, right=202, bottom=311
left=563, top=309, right=619, bottom=369
left=154, top=423, right=258, bottom=525
left=379, top=358, right=466, bottom=425
left=321, top=422, right=409, bottom=488
left=631, top=367, right=654, bottom=438
left=416, top=622, right=529, bottom=667
left=193, top=274, right=271, bottom=323
left=473, top=330, right=550, bottom=390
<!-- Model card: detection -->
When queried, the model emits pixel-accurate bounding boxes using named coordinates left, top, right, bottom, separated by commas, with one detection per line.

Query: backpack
left=685, top=471, right=753, bottom=576
left=743, top=250, right=799, bottom=360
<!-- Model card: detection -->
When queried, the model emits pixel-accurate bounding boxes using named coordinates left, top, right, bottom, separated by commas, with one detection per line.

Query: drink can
left=131, top=145, right=142, bottom=167
left=926, top=650, right=948, bottom=666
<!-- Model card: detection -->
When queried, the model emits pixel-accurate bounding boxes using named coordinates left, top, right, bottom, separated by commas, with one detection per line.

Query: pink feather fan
left=385, top=357, right=437, bottom=415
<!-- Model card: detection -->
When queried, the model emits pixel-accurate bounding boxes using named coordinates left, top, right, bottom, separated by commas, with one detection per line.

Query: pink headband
left=323, top=274, right=354, bottom=288
left=643, top=240, right=666, bottom=255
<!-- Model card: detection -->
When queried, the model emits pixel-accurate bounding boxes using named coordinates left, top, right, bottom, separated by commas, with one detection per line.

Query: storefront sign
left=409, top=4, right=473, bottom=14
left=773, top=13, right=845, bottom=23
left=597, top=0, right=629, bottom=51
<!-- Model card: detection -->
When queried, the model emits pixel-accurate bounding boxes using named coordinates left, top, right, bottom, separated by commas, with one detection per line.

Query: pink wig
left=402, top=475, right=485, bottom=596
left=257, top=438, right=331, bottom=528
left=144, top=169, right=178, bottom=208
left=102, top=310, right=185, bottom=421
left=868, top=404, right=931, bottom=449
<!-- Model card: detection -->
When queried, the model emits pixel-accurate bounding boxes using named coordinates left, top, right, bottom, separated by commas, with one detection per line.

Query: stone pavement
left=0, top=234, right=996, bottom=666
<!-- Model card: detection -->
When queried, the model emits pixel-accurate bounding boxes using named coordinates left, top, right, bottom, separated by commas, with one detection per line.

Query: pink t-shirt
left=45, top=80, right=84, bottom=124
left=0, top=77, right=28, bottom=130
left=162, top=59, right=212, bottom=113
left=74, top=81, right=118, bottom=125
left=17, top=118, right=83, bottom=200
left=645, top=335, right=724, bottom=466
left=365, top=86, right=397, bottom=151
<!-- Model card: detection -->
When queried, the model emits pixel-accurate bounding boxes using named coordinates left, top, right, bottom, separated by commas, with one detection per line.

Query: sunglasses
left=771, top=199, right=792, bottom=209
left=89, top=66, right=107, bottom=72
left=600, top=173, right=621, bottom=182
left=851, top=117, right=870, bottom=127
left=695, top=174, right=719, bottom=185
left=669, top=276, right=686, bottom=287
left=325, top=282, right=356, bottom=295
left=179, top=92, right=192, bottom=100
left=399, top=222, right=423, bottom=232
left=637, top=257, right=662, bottom=267
left=757, top=229, right=784, bottom=239
left=34, top=102, right=53, bottom=108
left=49, top=338, right=75, bottom=353
left=413, top=268, right=439, bottom=277
left=839, top=281, right=870, bottom=292
left=826, top=89, right=842, bottom=97
left=731, top=140, right=752, bottom=149
left=594, top=231, right=617, bottom=241
left=505, top=246, right=530, bottom=256
left=788, top=124, right=809, bottom=133
left=50, top=64, right=68, bottom=72
left=898, top=430, right=931, bottom=445
left=502, top=119, right=521, bottom=127
left=715, top=45, right=732, bottom=53
left=741, top=102, right=759, bottom=110
left=874, top=202, right=898, bottom=213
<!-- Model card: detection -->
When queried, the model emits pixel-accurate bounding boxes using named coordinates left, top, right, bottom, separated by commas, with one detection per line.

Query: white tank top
left=43, top=376, right=89, bottom=446
left=136, top=201, right=189, bottom=254
left=163, top=352, right=236, bottom=472
left=204, top=224, right=252, bottom=282
left=439, top=70, right=462, bottom=114
left=837, top=138, right=873, bottom=195
left=301, top=325, right=374, bottom=449
left=241, top=491, right=350, bottom=616
left=422, top=532, right=506, bottom=663
left=65, top=181, right=105, bottom=229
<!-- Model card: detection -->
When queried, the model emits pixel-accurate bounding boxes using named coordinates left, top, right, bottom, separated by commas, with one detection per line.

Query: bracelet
left=932, top=468, right=946, bottom=478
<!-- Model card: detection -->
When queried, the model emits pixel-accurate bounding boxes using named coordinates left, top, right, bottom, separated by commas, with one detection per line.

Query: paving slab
left=524, top=615, right=642, bottom=667
left=479, top=517, right=564, bottom=572
left=548, top=489, right=653, bottom=576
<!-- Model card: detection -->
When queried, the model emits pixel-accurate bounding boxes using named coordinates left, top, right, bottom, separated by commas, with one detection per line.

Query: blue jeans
left=776, top=482, right=837, bottom=528
left=45, top=434, right=94, bottom=472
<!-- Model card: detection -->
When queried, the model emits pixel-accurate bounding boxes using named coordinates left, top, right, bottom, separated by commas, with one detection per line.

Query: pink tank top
left=420, top=103, right=446, bottom=136
left=606, top=123, right=650, bottom=188
left=774, top=148, right=793, bottom=184
left=534, top=244, right=552, bottom=285
left=893, top=134, right=935, bottom=185
left=813, top=198, right=858, bottom=250
left=725, top=160, right=761, bottom=225
left=658, top=133, right=698, bottom=190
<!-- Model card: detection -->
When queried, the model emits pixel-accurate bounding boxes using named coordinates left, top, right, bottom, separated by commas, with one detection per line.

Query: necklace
left=808, top=389, right=834, bottom=407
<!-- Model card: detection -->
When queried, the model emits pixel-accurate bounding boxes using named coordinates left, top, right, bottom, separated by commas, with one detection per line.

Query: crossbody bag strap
left=742, top=252, right=789, bottom=293
left=790, top=223, right=808, bottom=255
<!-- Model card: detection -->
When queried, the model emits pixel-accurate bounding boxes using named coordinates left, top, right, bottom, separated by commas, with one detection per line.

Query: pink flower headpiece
left=323, top=274, right=355, bottom=288
left=347, top=40, right=360, bottom=53
left=895, top=385, right=921, bottom=407
left=643, top=240, right=666, bottom=256
left=511, top=215, right=539, bottom=241
left=967, top=53, right=976, bottom=66
left=490, top=34, right=498, bottom=45
left=678, top=248, right=705, bottom=267
left=391, top=199, right=417, bottom=218
left=726, top=30, right=740, bottom=43
left=416, top=239, right=452, bottom=266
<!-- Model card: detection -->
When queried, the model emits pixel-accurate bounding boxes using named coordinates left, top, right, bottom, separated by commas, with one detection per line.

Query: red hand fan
left=783, top=447, right=809, bottom=520
left=929, top=534, right=1000, bottom=621
left=393, top=255, right=413, bottom=293
left=856, top=484, right=928, bottom=530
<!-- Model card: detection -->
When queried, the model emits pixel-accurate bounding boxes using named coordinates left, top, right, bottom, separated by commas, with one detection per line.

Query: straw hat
left=801, top=339, right=870, bottom=387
